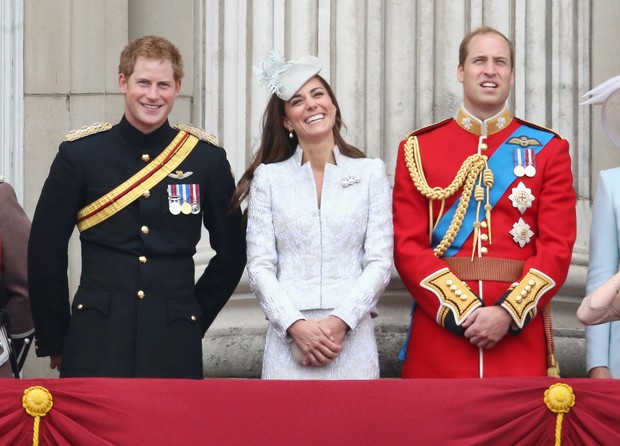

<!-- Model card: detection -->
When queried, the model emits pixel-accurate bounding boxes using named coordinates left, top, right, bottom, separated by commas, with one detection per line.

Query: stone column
left=199, top=0, right=593, bottom=377
left=0, top=0, right=24, bottom=200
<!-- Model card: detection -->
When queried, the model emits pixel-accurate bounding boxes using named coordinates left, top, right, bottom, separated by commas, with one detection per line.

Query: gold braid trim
left=403, top=135, right=490, bottom=258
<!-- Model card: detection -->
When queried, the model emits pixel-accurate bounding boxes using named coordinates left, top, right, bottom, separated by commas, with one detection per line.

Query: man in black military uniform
left=28, top=35, right=246, bottom=378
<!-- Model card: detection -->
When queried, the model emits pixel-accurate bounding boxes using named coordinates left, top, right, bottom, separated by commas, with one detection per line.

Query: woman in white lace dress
left=233, top=52, right=393, bottom=379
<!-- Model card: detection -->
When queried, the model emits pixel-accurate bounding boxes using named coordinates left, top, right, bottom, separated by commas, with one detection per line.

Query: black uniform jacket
left=28, top=117, right=246, bottom=378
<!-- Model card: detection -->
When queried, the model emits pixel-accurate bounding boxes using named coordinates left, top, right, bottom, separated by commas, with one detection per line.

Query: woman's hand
left=589, top=366, right=613, bottom=379
left=288, top=319, right=342, bottom=366
left=316, top=315, right=349, bottom=346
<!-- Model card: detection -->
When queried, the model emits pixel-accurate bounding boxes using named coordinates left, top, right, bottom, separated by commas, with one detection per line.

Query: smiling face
left=283, top=77, right=337, bottom=146
left=457, top=32, right=514, bottom=120
left=119, top=57, right=181, bottom=134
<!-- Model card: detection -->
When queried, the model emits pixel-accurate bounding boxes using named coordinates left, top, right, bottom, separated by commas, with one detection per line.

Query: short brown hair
left=459, top=26, right=514, bottom=70
left=118, top=35, right=184, bottom=81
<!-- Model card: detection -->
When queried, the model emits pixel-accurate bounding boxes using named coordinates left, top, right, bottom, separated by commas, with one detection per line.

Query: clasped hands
left=461, top=306, right=512, bottom=349
left=287, top=316, right=348, bottom=367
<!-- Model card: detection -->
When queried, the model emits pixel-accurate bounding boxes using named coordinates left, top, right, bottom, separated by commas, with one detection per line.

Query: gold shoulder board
left=65, top=122, right=112, bottom=141
left=174, top=123, right=220, bottom=147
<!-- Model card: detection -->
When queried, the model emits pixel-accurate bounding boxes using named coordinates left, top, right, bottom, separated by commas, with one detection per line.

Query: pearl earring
left=289, top=131, right=293, bottom=139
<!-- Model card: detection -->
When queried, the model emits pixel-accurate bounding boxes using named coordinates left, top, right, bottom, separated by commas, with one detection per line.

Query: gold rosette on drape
left=544, top=383, right=575, bottom=446
left=22, top=386, right=53, bottom=446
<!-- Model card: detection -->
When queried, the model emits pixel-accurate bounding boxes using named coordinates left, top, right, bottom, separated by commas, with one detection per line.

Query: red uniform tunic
left=393, top=107, right=576, bottom=378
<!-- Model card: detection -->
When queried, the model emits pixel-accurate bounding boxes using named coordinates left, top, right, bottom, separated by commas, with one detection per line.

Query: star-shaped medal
left=509, top=217, right=534, bottom=248
left=508, top=181, right=535, bottom=214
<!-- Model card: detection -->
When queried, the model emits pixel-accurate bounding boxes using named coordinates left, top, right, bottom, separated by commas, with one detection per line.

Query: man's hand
left=462, top=306, right=512, bottom=349
left=50, top=354, right=62, bottom=370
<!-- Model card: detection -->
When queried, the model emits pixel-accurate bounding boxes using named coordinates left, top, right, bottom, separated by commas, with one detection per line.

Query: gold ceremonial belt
left=443, top=257, right=525, bottom=283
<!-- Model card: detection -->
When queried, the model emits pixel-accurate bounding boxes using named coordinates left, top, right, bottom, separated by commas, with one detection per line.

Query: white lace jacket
left=246, top=146, right=393, bottom=340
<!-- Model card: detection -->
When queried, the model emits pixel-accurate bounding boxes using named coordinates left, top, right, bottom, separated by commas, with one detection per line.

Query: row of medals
left=169, top=198, right=200, bottom=215
left=167, top=184, right=200, bottom=215
left=513, top=147, right=536, bottom=178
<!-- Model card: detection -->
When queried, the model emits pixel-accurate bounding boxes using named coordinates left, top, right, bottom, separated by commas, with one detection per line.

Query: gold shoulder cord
left=403, top=135, right=493, bottom=258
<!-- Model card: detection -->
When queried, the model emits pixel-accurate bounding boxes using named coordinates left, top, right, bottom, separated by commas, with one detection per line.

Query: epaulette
left=174, top=123, right=220, bottom=147
left=404, top=118, right=453, bottom=139
left=65, top=122, right=112, bottom=142
left=514, top=117, right=564, bottom=140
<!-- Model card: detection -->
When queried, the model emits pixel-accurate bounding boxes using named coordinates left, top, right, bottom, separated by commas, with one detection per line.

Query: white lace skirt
left=261, top=309, right=379, bottom=380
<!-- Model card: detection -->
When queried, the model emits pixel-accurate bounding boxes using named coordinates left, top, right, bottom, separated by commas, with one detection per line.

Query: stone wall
left=12, top=0, right=620, bottom=379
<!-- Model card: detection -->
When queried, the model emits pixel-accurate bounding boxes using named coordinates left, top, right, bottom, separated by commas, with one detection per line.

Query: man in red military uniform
left=393, top=26, right=576, bottom=378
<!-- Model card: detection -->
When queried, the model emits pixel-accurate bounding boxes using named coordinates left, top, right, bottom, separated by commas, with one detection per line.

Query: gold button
left=141, top=225, right=149, bottom=234
left=191, top=315, right=197, bottom=322
left=516, top=296, right=523, bottom=303
left=480, top=234, right=488, bottom=241
left=137, top=290, right=145, bottom=299
left=142, top=190, right=150, bottom=198
left=139, top=256, right=147, bottom=264
left=141, top=154, right=150, bottom=162
left=77, top=304, right=84, bottom=310
left=446, top=280, right=453, bottom=286
left=481, top=247, right=488, bottom=255
left=480, top=221, right=488, bottom=229
left=480, top=143, right=488, bottom=151
left=528, top=279, right=536, bottom=286
left=454, top=289, right=462, bottom=297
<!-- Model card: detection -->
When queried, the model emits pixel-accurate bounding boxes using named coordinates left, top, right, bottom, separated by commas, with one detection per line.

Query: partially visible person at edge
left=0, top=178, right=35, bottom=377
left=232, top=52, right=393, bottom=379
left=577, top=74, right=620, bottom=378
left=393, top=26, right=576, bottom=378
left=28, top=35, right=246, bottom=378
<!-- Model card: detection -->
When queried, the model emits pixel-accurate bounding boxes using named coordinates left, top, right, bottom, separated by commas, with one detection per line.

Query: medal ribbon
left=432, top=124, right=554, bottom=257
left=190, top=184, right=199, bottom=204
left=77, top=131, right=199, bottom=232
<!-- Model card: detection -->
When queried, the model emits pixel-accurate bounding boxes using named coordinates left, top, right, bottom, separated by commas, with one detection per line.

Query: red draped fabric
left=1, top=377, right=619, bottom=445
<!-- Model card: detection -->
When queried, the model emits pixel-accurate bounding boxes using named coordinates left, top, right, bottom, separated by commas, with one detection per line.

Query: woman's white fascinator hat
left=254, top=51, right=322, bottom=101
left=582, top=75, right=620, bottom=148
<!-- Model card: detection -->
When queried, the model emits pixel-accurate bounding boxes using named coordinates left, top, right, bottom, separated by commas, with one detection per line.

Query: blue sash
left=432, top=124, right=554, bottom=258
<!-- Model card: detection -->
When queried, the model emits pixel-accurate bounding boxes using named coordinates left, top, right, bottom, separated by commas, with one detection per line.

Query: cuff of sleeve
left=329, top=309, right=357, bottom=332
left=421, top=268, right=483, bottom=327
left=278, top=313, right=306, bottom=340
left=10, top=328, right=35, bottom=339
left=437, top=306, right=467, bottom=336
left=498, top=269, right=555, bottom=329
left=34, top=338, right=63, bottom=358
